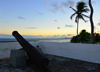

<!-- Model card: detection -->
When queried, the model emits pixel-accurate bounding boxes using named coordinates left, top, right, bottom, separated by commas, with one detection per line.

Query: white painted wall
left=39, top=42, right=100, bottom=64
left=0, top=42, right=100, bottom=64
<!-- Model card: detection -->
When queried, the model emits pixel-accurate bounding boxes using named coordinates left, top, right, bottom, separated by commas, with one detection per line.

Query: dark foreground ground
left=0, top=54, right=100, bottom=72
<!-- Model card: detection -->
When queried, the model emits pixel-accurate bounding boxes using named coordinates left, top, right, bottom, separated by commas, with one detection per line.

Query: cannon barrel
left=12, top=31, right=49, bottom=68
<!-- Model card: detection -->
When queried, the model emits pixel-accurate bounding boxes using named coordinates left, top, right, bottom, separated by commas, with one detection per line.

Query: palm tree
left=89, top=0, right=94, bottom=44
left=70, top=1, right=89, bottom=42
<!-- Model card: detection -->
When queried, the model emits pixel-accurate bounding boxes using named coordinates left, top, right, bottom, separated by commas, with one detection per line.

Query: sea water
left=38, top=38, right=71, bottom=43
left=0, top=38, right=71, bottom=43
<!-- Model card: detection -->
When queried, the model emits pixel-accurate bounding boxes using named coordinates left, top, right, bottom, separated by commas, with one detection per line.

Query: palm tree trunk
left=77, top=19, right=79, bottom=43
left=89, top=0, right=94, bottom=44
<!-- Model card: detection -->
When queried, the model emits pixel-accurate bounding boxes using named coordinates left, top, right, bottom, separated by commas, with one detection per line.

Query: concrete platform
left=0, top=54, right=100, bottom=72
left=10, top=49, right=26, bottom=67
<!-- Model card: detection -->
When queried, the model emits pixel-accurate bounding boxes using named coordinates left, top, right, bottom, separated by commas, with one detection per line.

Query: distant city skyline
left=0, top=0, right=100, bottom=38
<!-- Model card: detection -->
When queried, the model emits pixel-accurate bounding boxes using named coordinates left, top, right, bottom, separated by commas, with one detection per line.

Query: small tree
left=94, top=33, right=100, bottom=43
left=71, top=36, right=78, bottom=43
left=79, top=29, right=91, bottom=43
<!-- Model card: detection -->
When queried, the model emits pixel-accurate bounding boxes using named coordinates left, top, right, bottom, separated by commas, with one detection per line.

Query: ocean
left=0, top=38, right=71, bottom=43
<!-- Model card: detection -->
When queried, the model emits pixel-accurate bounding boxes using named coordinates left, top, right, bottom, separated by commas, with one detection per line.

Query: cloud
left=0, top=34, right=73, bottom=39
left=57, top=27, right=60, bottom=29
left=98, top=22, right=100, bottom=26
left=85, top=20, right=89, bottom=22
left=45, top=35, right=59, bottom=38
left=67, top=34, right=73, bottom=36
left=18, top=16, right=25, bottom=20
left=45, top=35, right=52, bottom=38
left=43, top=0, right=49, bottom=5
left=15, top=35, right=44, bottom=38
left=51, top=35, right=59, bottom=38
left=0, top=34, right=44, bottom=38
left=54, top=20, right=57, bottom=22
left=61, top=0, right=75, bottom=8
left=36, top=35, right=45, bottom=38
left=92, top=1, right=96, bottom=4
left=65, top=24, right=74, bottom=27
left=48, top=34, right=72, bottom=38
left=0, top=34, right=13, bottom=38
left=22, top=35, right=37, bottom=38
left=59, top=35, right=67, bottom=38
left=6, top=21, right=10, bottom=23
left=26, top=27, right=37, bottom=29
left=50, top=0, right=75, bottom=13
left=38, top=12, right=44, bottom=15
left=45, top=0, right=96, bottom=13
left=50, top=2, right=60, bottom=13
left=36, top=11, right=44, bottom=15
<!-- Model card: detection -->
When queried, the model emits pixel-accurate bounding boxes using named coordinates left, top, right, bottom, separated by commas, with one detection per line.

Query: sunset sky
left=0, top=0, right=100, bottom=38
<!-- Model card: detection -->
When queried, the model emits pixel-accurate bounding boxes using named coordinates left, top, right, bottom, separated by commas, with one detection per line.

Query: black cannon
left=12, top=31, right=49, bottom=69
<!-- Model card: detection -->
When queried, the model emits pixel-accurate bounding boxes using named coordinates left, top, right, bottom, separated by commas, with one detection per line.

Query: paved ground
left=0, top=54, right=100, bottom=72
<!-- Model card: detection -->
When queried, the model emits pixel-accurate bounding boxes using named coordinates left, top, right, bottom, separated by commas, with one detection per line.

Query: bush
left=71, top=29, right=90, bottom=43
